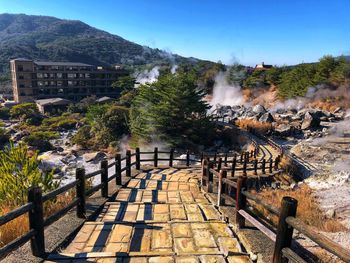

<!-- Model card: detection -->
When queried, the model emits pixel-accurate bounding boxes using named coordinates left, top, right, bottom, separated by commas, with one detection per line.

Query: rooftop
left=34, top=61, right=93, bottom=67
left=35, top=98, right=72, bottom=106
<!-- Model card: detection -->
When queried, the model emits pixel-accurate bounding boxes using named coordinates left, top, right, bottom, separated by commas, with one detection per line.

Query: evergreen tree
left=130, top=72, right=214, bottom=149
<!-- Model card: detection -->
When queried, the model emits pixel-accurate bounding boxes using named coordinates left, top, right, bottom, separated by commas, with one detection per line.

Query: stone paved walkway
left=46, top=168, right=251, bottom=263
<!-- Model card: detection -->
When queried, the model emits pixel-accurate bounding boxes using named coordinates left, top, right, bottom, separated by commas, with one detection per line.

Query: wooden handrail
left=286, top=216, right=350, bottom=263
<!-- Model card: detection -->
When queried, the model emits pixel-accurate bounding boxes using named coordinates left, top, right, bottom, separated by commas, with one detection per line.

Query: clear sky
left=0, top=0, right=349, bottom=66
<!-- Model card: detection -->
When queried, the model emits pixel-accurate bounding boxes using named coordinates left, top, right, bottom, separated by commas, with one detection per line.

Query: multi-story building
left=10, top=58, right=128, bottom=103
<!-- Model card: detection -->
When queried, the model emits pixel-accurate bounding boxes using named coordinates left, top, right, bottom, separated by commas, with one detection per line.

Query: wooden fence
left=201, top=159, right=350, bottom=263
left=0, top=147, right=201, bottom=259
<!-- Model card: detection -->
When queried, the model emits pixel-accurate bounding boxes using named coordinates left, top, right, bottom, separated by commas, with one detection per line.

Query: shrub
left=71, top=125, right=93, bottom=148
left=236, top=119, right=273, bottom=135
left=23, top=131, right=59, bottom=152
left=0, top=107, right=10, bottom=120
left=0, top=142, right=59, bottom=206
left=10, top=103, right=41, bottom=121
left=0, top=128, right=9, bottom=146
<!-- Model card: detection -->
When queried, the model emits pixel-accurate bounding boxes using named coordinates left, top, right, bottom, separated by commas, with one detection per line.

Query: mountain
left=0, top=13, right=209, bottom=75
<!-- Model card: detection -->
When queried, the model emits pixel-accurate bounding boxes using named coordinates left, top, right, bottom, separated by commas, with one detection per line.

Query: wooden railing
left=201, top=159, right=350, bottom=263
left=0, top=147, right=201, bottom=259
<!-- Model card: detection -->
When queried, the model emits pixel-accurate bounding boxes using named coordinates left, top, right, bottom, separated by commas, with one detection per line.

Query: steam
left=210, top=72, right=244, bottom=108
left=135, top=66, right=160, bottom=85
left=171, top=65, right=178, bottom=74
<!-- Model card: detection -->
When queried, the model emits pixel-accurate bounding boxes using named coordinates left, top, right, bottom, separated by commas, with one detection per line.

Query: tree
left=0, top=143, right=59, bottom=206
left=278, top=63, right=318, bottom=98
left=78, top=104, right=130, bottom=148
left=112, top=76, right=136, bottom=95
left=130, top=72, right=214, bottom=149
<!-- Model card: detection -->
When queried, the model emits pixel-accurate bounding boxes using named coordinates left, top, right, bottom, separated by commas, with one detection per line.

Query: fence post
left=262, top=159, right=266, bottom=174
left=135, top=147, right=141, bottom=170
left=154, top=147, right=158, bottom=167
left=217, top=157, right=222, bottom=172
left=207, top=161, right=214, bottom=192
left=224, top=153, right=228, bottom=166
left=186, top=150, right=190, bottom=167
left=101, top=159, right=108, bottom=198
left=236, top=176, right=247, bottom=229
left=231, top=154, right=237, bottom=177
left=126, top=150, right=131, bottom=177
left=28, top=187, right=45, bottom=257
left=214, top=152, right=217, bottom=163
left=169, top=148, right=174, bottom=167
left=254, top=148, right=257, bottom=158
left=274, top=156, right=279, bottom=171
left=200, top=152, right=204, bottom=164
left=253, top=159, right=258, bottom=175
left=269, top=159, right=273, bottom=173
left=76, top=167, right=86, bottom=218
left=240, top=152, right=243, bottom=163
left=217, top=170, right=227, bottom=206
left=243, top=156, right=247, bottom=176
left=201, top=158, right=208, bottom=187
left=115, top=154, right=122, bottom=185
left=273, top=197, right=298, bottom=263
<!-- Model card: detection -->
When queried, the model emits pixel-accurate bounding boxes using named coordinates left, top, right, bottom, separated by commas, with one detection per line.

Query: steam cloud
left=210, top=72, right=244, bottom=108
left=135, top=66, right=160, bottom=85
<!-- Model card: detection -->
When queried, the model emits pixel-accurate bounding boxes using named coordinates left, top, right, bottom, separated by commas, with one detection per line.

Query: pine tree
left=130, top=72, right=214, bottom=149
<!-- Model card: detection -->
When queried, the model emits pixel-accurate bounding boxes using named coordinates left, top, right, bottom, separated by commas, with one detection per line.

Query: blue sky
left=0, top=0, right=349, bottom=66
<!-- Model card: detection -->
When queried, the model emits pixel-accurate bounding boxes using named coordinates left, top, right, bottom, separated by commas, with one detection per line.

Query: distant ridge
left=0, top=13, right=212, bottom=75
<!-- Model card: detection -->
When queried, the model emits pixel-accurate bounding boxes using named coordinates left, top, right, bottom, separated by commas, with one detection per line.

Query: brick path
left=46, top=167, right=251, bottom=263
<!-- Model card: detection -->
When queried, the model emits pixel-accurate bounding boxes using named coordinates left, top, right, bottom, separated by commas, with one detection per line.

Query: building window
left=18, top=75, right=24, bottom=79
left=68, top=81, right=73, bottom=86
left=20, top=92, right=26, bottom=96
left=51, top=66, right=59, bottom=71
left=19, top=84, right=25, bottom=88
left=50, top=81, right=56, bottom=86
left=17, top=65, right=23, bottom=71
left=57, top=81, right=63, bottom=86
left=68, top=73, right=75, bottom=79
left=58, top=88, right=64, bottom=94
left=57, top=73, right=63, bottom=79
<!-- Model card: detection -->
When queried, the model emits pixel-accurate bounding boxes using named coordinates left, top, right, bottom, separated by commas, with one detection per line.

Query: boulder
left=252, top=104, right=267, bottom=114
left=259, top=112, right=274, bottom=123
left=275, top=124, right=292, bottom=137
left=83, top=151, right=106, bottom=163
left=301, top=112, right=320, bottom=130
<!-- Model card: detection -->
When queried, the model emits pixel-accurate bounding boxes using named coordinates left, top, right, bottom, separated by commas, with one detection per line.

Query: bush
left=0, top=107, right=10, bottom=120
left=0, top=142, right=59, bottom=206
left=10, top=103, right=41, bottom=121
left=71, top=125, right=93, bottom=148
left=23, top=131, right=59, bottom=152
left=0, top=128, right=9, bottom=146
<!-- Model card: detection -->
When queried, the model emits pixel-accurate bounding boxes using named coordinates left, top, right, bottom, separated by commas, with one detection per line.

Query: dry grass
left=0, top=191, right=74, bottom=247
left=255, top=184, right=347, bottom=232
left=236, top=118, right=273, bottom=135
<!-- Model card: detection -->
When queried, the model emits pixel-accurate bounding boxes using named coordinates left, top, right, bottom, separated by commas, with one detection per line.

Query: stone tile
left=124, top=258, right=148, bottom=263
left=175, top=256, right=199, bottom=263
left=174, top=238, right=196, bottom=254
left=227, top=256, right=251, bottom=263
left=109, top=224, right=133, bottom=243
left=105, top=242, right=129, bottom=253
left=199, top=255, right=225, bottom=263
left=152, top=228, right=172, bottom=249
left=209, top=223, right=233, bottom=237
left=172, top=223, right=192, bottom=238
left=192, top=229, right=217, bottom=248
left=217, top=237, right=241, bottom=254
left=149, top=257, right=174, bottom=263
left=170, top=204, right=186, bottom=220
left=154, top=204, right=169, bottom=214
